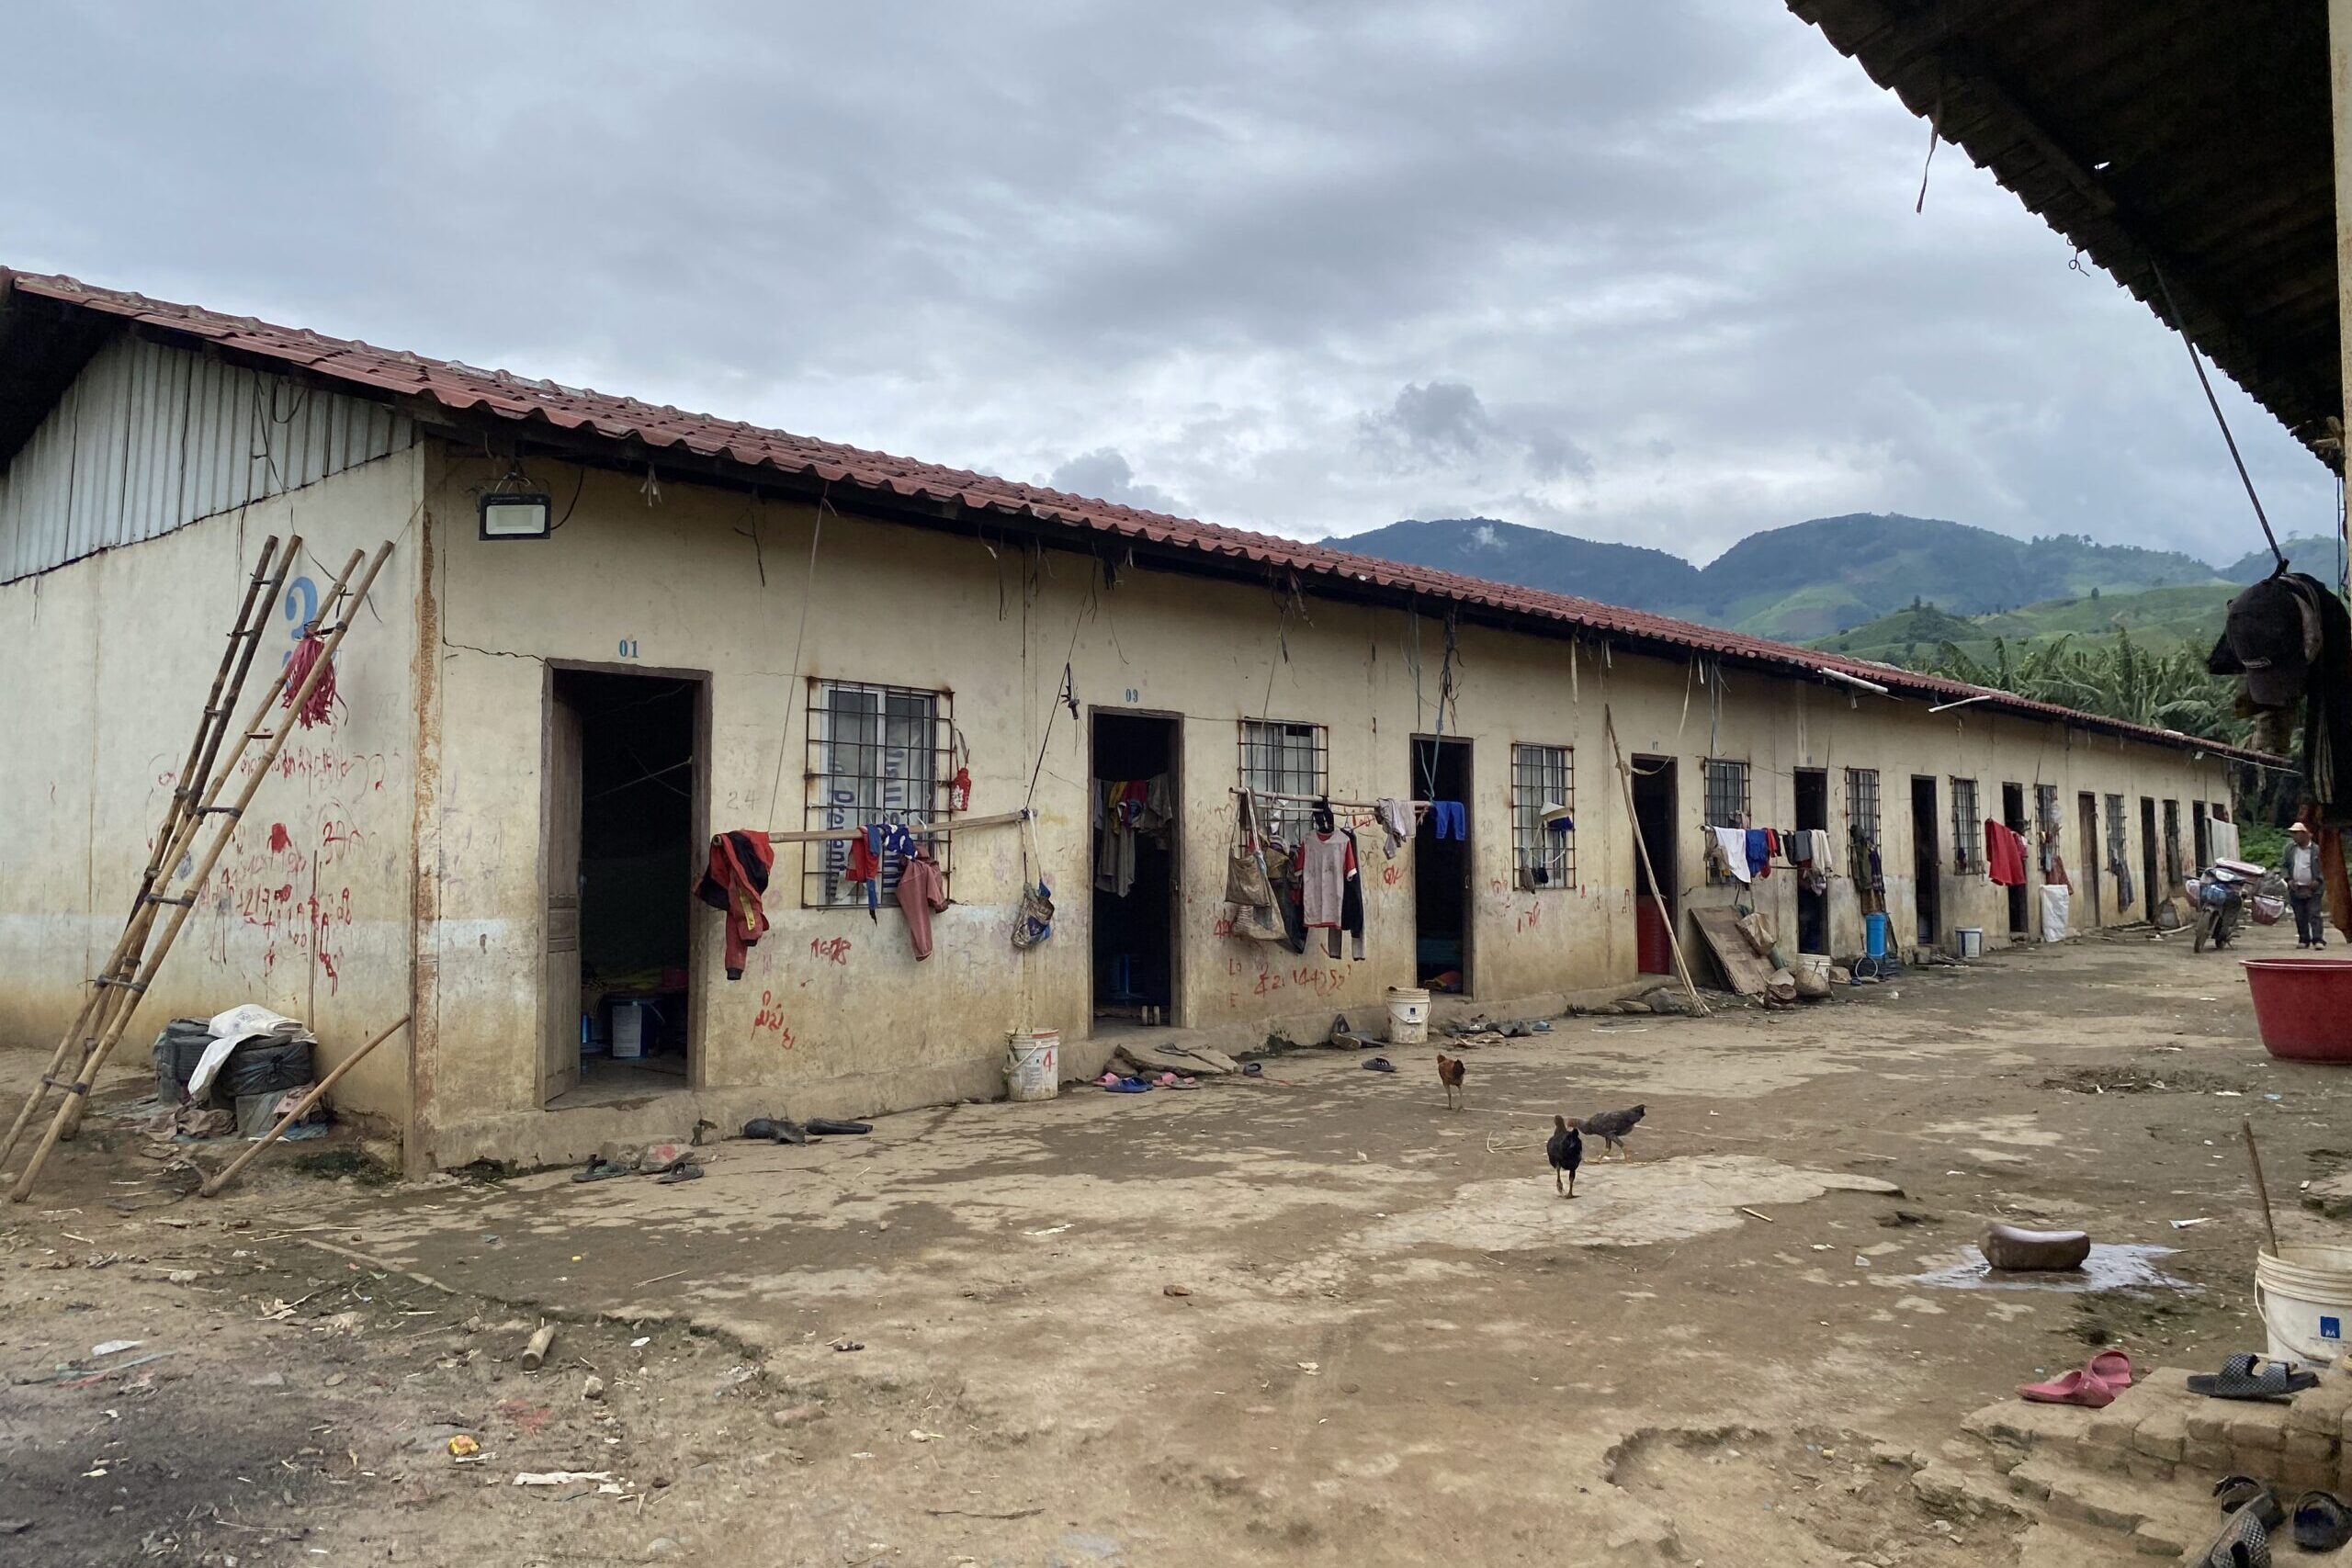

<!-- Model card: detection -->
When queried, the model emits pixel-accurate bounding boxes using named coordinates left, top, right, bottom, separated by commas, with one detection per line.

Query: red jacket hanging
left=1984, top=820, right=2028, bottom=887
left=695, top=829, right=775, bottom=979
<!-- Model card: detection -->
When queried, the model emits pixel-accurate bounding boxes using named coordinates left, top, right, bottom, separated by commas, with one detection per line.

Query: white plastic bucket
left=1005, top=1029, right=1059, bottom=1102
left=611, top=1001, right=647, bottom=1061
left=1956, top=926, right=1984, bottom=961
left=1387, top=987, right=1431, bottom=1045
left=1795, top=953, right=1831, bottom=982
left=2256, top=1245, right=2352, bottom=1367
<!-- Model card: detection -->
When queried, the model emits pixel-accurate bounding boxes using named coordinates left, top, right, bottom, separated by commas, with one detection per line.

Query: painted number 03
left=616, top=638, right=639, bottom=659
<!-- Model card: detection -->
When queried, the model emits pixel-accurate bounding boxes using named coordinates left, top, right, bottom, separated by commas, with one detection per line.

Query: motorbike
left=2188, top=864, right=2248, bottom=953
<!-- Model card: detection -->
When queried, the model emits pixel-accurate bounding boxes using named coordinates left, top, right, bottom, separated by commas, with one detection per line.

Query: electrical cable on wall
left=760, top=488, right=831, bottom=830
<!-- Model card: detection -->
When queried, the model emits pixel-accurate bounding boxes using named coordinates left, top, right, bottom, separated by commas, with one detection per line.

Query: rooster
left=1546, top=1114, right=1583, bottom=1198
left=1435, top=1052, right=1466, bottom=1111
left=1574, top=1104, right=1645, bottom=1160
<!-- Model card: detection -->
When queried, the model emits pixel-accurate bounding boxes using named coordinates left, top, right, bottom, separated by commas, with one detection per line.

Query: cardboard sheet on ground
left=1691, top=908, right=1774, bottom=997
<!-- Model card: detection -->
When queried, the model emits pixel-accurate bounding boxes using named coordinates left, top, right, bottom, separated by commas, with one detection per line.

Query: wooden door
left=542, top=694, right=584, bottom=1104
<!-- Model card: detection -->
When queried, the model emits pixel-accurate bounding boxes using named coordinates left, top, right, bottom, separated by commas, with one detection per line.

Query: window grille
left=1238, top=720, right=1328, bottom=841
left=1846, top=768, right=1881, bottom=852
left=1951, top=778, right=1982, bottom=873
left=1703, top=758, right=1750, bottom=826
left=1510, top=744, right=1575, bottom=889
left=803, top=681, right=956, bottom=908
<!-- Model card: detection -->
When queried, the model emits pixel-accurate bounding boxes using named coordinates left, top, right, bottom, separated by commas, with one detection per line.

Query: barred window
left=1238, top=719, right=1327, bottom=841
left=1703, top=758, right=1750, bottom=826
left=2035, top=784, right=2060, bottom=836
left=1510, top=744, right=1575, bottom=889
left=804, top=680, right=956, bottom=908
left=1951, top=777, right=1982, bottom=873
left=1847, top=768, right=1881, bottom=850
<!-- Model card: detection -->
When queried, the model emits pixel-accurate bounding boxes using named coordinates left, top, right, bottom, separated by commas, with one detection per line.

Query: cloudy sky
left=2, top=2, right=2330, bottom=566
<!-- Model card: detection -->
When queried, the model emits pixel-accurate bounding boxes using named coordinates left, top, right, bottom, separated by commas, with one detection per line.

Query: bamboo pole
left=59, top=536, right=307, bottom=1143
left=1604, top=706, right=1710, bottom=1017
left=198, top=1015, right=409, bottom=1197
left=0, top=536, right=294, bottom=1168
left=11, top=541, right=393, bottom=1202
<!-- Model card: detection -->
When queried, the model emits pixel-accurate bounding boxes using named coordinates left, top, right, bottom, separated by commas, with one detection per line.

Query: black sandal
left=571, top=1156, right=630, bottom=1183
left=2293, top=1492, right=2352, bottom=1552
left=2195, top=1481, right=2278, bottom=1567
left=2188, top=1354, right=2322, bottom=1402
left=805, top=1118, right=871, bottom=1136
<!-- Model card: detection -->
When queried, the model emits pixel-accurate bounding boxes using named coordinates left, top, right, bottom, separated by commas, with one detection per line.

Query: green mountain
left=2223, top=535, right=2341, bottom=583
left=1815, top=582, right=2233, bottom=665
left=1328, top=514, right=2227, bottom=641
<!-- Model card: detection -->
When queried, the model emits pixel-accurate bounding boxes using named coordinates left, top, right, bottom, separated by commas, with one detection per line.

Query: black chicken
left=1577, top=1103, right=1646, bottom=1160
left=1546, top=1114, right=1583, bottom=1198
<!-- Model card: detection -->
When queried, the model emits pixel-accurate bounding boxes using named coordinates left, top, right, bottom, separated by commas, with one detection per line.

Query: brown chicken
left=1435, top=1053, right=1466, bottom=1111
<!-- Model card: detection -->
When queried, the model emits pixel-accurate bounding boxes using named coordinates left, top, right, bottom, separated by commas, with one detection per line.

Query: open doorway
left=2000, top=782, right=2029, bottom=936
left=1633, top=756, right=1679, bottom=976
left=2192, top=801, right=2211, bottom=869
left=2163, top=800, right=2184, bottom=896
left=1411, top=736, right=1472, bottom=992
left=2077, top=792, right=2103, bottom=926
left=1091, top=711, right=1180, bottom=1025
left=545, top=668, right=702, bottom=1107
left=1794, top=769, right=1827, bottom=954
left=2140, top=797, right=2159, bottom=919
left=1910, top=776, right=1940, bottom=946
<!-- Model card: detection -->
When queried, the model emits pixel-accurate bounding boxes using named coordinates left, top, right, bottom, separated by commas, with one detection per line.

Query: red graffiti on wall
left=808, top=937, right=852, bottom=965
left=750, top=990, right=797, bottom=1048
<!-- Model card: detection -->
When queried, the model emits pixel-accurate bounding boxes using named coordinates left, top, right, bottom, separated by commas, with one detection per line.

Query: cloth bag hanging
left=1226, top=793, right=1277, bottom=909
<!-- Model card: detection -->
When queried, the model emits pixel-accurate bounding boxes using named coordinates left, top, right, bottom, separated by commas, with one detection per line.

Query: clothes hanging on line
left=1374, top=797, right=1415, bottom=857
left=1426, top=801, right=1467, bottom=840
left=1984, top=819, right=2029, bottom=887
left=1094, top=775, right=1173, bottom=897
left=846, top=821, right=922, bottom=920
left=1711, top=826, right=1752, bottom=884
left=1745, top=828, right=1772, bottom=880
left=896, top=851, right=949, bottom=960
left=695, top=829, right=775, bottom=981
left=1300, top=829, right=1355, bottom=931
left=1337, top=827, right=1366, bottom=960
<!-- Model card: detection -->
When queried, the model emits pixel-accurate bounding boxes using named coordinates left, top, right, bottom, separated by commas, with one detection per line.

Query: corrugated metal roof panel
left=0, top=329, right=413, bottom=582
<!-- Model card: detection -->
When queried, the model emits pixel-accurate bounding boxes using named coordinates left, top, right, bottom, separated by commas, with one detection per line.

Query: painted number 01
left=617, top=638, right=639, bottom=659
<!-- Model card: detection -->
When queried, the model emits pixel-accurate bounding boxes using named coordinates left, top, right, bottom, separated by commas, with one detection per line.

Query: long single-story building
left=0, top=271, right=2267, bottom=1171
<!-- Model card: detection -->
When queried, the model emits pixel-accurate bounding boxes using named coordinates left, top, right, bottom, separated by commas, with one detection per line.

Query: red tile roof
left=0, top=266, right=2274, bottom=764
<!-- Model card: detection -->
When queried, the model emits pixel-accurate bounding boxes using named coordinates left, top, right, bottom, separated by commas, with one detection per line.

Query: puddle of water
left=1906, top=1243, right=2190, bottom=1292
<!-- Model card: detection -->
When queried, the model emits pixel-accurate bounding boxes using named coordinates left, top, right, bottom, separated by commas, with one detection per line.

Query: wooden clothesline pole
left=1605, top=705, right=1710, bottom=1017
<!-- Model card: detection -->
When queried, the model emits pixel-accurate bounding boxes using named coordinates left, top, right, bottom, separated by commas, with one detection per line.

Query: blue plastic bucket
left=1865, top=911, right=1889, bottom=960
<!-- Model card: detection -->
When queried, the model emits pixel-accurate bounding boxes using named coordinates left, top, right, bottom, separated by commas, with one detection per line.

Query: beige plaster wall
left=408, top=446, right=2234, bottom=1166
left=0, top=451, right=424, bottom=1125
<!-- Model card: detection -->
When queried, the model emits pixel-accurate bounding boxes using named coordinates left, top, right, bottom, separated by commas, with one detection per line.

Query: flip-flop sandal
left=571, top=1156, right=630, bottom=1183
left=2086, top=1349, right=2133, bottom=1391
left=2182, top=1495, right=2277, bottom=1568
left=2214, top=1478, right=2284, bottom=1524
left=806, top=1118, right=871, bottom=1136
left=1241, top=1063, right=1263, bottom=1077
left=1104, top=1077, right=1152, bottom=1093
left=2018, top=1367, right=2117, bottom=1408
left=2188, top=1354, right=2322, bottom=1402
left=656, top=1162, right=704, bottom=1184
left=1363, top=1057, right=1396, bottom=1074
left=2292, top=1492, right=2352, bottom=1552
left=1165, top=1076, right=1200, bottom=1089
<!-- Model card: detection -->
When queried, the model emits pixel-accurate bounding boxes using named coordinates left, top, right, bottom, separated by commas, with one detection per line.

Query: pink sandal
left=2018, top=1349, right=2133, bottom=1407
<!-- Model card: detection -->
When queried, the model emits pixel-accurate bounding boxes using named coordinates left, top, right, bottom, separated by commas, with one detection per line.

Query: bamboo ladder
left=0, top=536, right=297, bottom=1168
left=7, top=541, right=395, bottom=1202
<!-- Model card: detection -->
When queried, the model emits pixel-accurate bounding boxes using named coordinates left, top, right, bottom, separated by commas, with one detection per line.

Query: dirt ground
left=4, top=919, right=2348, bottom=1567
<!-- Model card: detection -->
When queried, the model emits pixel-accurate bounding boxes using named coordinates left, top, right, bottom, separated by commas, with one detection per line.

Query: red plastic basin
left=2243, top=959, right=2352, bottom=1062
